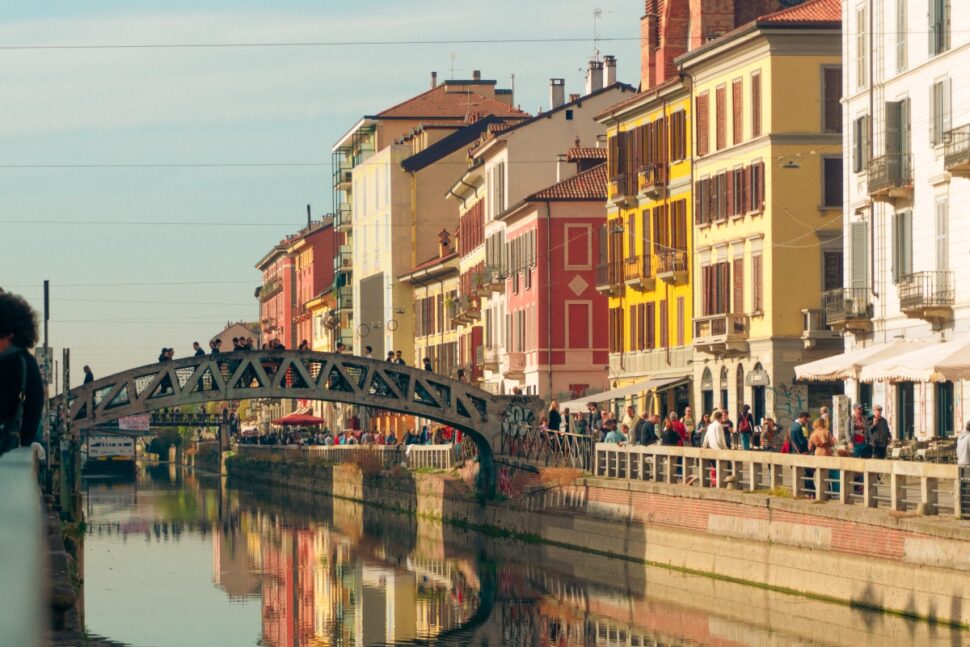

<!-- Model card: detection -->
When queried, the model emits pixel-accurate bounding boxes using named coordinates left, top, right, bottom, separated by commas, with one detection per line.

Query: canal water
left=81, top=465, right=966, bottom=646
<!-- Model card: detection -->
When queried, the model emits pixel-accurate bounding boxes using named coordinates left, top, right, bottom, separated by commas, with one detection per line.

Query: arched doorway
left=700, top=367, right=714, bottom=416
left=748, top=362, right=769, bottom=426
left=719, top=366, right=729, bottom=411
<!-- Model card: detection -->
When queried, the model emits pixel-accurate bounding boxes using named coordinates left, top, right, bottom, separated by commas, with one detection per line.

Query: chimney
left=306, top=204, right=311, bottom=229
left=569, top=93, right=581, bottom=102
left=438, top=229, right=451, bottom=257
left=556, top=154, right=578, bottom=183
left=431, top=71, right=437, bottom=88
left=549, top=78, right=565, bottom=109
left=585, top=59, right=604, bottom=95
left=603, top=55, right=617, bottom=86
left=472, top=70, right=481, bottom=81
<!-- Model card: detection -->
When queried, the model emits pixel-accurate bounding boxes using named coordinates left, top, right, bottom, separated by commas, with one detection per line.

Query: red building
left=256, top=216, right=337, bottom=349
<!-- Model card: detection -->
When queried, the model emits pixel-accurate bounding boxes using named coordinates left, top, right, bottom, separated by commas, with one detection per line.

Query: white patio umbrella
left=794, top=340, right=931, bottom=381
left=859, top=335, right=970, bottom=383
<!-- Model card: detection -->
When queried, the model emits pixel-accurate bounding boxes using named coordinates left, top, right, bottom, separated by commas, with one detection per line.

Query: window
left=892, top=209, right=912, bottom=283
left=750, top=71, right=762, bottom=138
left=823, top=157, right=843, bottom=207
left=929, top=0, right=950, bottom=56
left=823, top=251, right=843, bottom=291
left=626, top=213, right=637, bottom=260
left=732, top=257, right=744, bottom=313
left=751, top=254, right=763, bottom=312
left=930, top=78, right=951, bottom=146
left=732, top=78, right=743, bottom=145
left=852, top=115, right=870, bottom=173
left=822, top=67, right=842, bottom=133
left=646, top=303, right=656, bottom=350
left=608, top=307, right=624, bottom=353
left=731, top=168, right=744, bottom=216
left=850, top=221, right=869, bottom=289
left=936, top=381, right=955, bottom=437
left=670, top=110, right=686, bottom=161
left=895, top=0, right=907, bottom=72
left=676, top=297, right=685, bottom=347
left=856, top=5, right=868, bottom=88
left=749, top=161, right=765, bottom=213
left=715, top=85, right=727, bottom=151
left=701, top=262, right=730, bottom=315
left=565, top=109, right=574, bottom=120
left=696, top=93, right=710, bottom=157
left=659, top=300, right=669, bottom=349
left=936, top=197, right=949, bottom=271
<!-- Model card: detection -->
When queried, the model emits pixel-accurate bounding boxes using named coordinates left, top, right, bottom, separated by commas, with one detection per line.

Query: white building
left=818, top=0, right=970, bottom=440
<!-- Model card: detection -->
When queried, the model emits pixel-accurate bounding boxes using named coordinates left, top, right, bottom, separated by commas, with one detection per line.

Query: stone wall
left=226, top=455, right=970, bottom=626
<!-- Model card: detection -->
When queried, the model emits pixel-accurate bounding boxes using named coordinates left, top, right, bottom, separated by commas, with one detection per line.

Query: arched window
left=719, top=366, right=729, bottom=410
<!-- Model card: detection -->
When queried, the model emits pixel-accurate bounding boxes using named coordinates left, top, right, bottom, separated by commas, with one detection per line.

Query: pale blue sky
left=0, top=0, right=640, bottom=381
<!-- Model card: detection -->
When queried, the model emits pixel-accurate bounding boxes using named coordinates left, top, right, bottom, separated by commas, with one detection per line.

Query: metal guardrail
left=593, top=443, right=967, bottom=517
left=0, top=448, right=44, bottom=647
left=823, top=287, right=873, bottom=324
left=867, top=153, right=913, bottom=195
left=233, top=443, right=456, bottom=471
left=501, top=428, right=594, bottom=471
left=898, top=270, right=955, bottom=310
left=943, top=124, right=970, bottom=170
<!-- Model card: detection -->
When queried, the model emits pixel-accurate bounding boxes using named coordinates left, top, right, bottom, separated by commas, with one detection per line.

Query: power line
left=0, top=36, right=640, bottom=52
left=3, top=280, right=255, bottom=288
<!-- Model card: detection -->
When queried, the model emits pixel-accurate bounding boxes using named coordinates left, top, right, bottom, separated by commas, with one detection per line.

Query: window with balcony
left=701, top=262, right=730, bottom=316
left=929, top=0, right=950, bottom=56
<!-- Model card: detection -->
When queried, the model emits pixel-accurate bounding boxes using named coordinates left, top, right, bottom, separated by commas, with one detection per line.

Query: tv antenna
left=592, top=8, right=606, bottom=61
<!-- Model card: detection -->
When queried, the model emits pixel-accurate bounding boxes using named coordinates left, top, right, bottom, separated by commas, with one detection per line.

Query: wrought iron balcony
left=452, top=295, right=480, bottom=324
left=335, top=202, right=352, bottom=232
left=608, top=173, right=638, bottom=206
left=693, top=313, right=748, bottom=354
left=623, top=255, right=655, bottom=291
left=898, top=271, right=954, bottom=324
left=944, top=124, right=970, bottom=176
left=595, top=262, right=622, bottom=296
left=482, top=347, right=500, bottom=371
left=867, top=154, right=913, bottom=201
left=656, top=250, right=688, bottom=284
left=823, top=288, right=873, bottom=333
left=333, top=244, right=353, bottom=273
left=638, top=163, right=668, bottom=198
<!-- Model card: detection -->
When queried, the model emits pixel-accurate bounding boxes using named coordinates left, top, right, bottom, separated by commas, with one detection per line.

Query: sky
left=0, top=0, right=641, bottom=386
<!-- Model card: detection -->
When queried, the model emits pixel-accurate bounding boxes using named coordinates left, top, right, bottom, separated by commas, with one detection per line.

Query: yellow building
left=595, top=78, right=693, bottom=417
left=680, top=1, right=843, bottom=427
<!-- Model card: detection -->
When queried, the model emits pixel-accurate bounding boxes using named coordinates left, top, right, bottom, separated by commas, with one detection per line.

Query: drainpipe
left=681, top=68, right=696, bottom=411
left=411, top=173, right=418, bottom=269
left=544, top=200, right=553, bottom=400
left=868, top=0, right=878, bottom=299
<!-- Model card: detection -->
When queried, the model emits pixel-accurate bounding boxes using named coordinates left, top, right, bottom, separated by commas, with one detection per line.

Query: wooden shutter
left=715, top=86, right=727, bottom=150
left=732, top=78, right=743, bottom=144
left=646, top=303, right=656, bottom=349
left=936, top=199, right=949, bottom=271
left=629, top=305, right=637, bottom=351
left=672, top=200, right=687, bottom=251
left=750, top=72, right=762, bottom=137
left=696, top=93, right=709, bottom=156
left=726, top=170, right=735, bottom=217
left=752, top=255, right=763, bottom=312
left=853, top=117, right=864, bottom=173
left=660, top=300, right=669, bottom=349
left=638, top=303, right=647, bottom=350
left=676, top=297, right=685, bottom=347
left=733, top=257, right=744, bottom=314
left=823, top=67, right=842, bottom=133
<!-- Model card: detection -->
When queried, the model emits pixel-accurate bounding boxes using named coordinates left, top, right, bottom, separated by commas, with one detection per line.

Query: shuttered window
left=715, top=85, right=727, bottom=151
left=822, top=67, right=842, bottom=133
left=733, top=257, right=744, bottom=314
left=732, top=78, right=743, bottom=144
left=929, top=0, right=950, bottom=56
left=931, top=78, right=951, bottom=146
left=750, top=71, right=762, bottom=137
left=659, top=300, right=669, bottom=349
left=671, top=200, right=687, bottom=252
left=892, top=209, right=913, bottom=284
left=751, top=255, right=763, bottom=312
left=676, top=297, right=685, bottom=347
left=936, top=198, right=949, bottom=271
left=702, top=262, right=730, bottom=316
left=823, top=157, right=843, bottom=207
left=696, top=93, right=710, bottom=157
left=645, top=303, right=656, bottom=349
left=853, top=115, right=870, bottom=173
left=670, top=110, right=686, bottom=161
left=850, top=221, right=869, bottom=289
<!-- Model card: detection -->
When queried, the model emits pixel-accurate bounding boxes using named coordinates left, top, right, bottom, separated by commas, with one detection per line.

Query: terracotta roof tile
left=758, top=0, right=841, bottom=26
left=374, top=84, right=530, bottom=120
left=400, top=250, right=459, bottom=278
left=526, top=163, right=607, bottom=201
left=566, top=147, right=607, bottom=162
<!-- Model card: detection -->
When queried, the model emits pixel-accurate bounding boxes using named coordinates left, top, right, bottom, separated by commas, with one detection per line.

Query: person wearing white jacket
left=703, top=410, right=728, bottom=450
left=957, top=422, right=970, bottom=467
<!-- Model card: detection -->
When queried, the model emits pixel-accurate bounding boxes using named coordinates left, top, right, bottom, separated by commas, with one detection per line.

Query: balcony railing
left=483, top=347, right=500, bottom=370
left=656, top=250, right=688, bottom=283
left=867, top=154, right=913, bottom=199
left=898, top=271, right=954, bottom=320
left=823, top=288, right=873, bottom=331
left=943, top=124, right=970, bottom=176
left=693, top=313, right=748, bottom=352
left=504, top=352, right=526, bottom=379
left=259, top=278, right=282, bottom=302
left=623, top=255, right=655, bottom=291
left=638, top=163, right=667, bottom=197
left=335, top=202, right=352, bottom=231
left=334, top=244, right=353, bottom=272
left=608, top=173, right=638, bottom=205
left=595, top=262, right=622, bottom=296
left=801, top=308, right=839, bottom=348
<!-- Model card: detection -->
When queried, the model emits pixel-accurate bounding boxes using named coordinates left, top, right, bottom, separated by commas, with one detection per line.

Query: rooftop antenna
left=592, top=8, right=608, bottom=62
left=449, top=52, right=457, bottom=79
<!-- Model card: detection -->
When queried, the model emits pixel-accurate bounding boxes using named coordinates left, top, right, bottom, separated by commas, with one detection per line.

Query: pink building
left=498, top=156, right=610, bottom=400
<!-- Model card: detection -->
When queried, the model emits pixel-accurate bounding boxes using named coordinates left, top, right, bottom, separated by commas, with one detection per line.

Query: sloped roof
left=566, top=147, right=607, bottom=162
left=526, top=163, right=607, bottom=202
left=757, top=0, right=841, bottom=26
left=401, top=116, right=508, bottom=173
left=370, top=83, right=530, bottom=121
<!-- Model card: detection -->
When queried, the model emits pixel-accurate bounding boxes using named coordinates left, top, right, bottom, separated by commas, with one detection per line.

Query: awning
left=794, top=340, right=932, bottom=382
left=859, top=335, right=970, bottom=383
left=559, top=375, right=688, bottom=410
left=272, top=409, right=324, bottom=426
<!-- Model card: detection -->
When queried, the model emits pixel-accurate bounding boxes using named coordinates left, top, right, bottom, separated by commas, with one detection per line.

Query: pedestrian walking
left=83, top=365, right=95, bottom=384
left=702, top=411, right=728, bottom=450
left=869, top=405, right=891, bottom=459
left=788, top=412, right=811, bottom=454
left=0, top=292, right=44, bottom=452
left=394, top=350, right=406, bottom=365
left=737, top=404, right=754, bottom=450
left=547, top=400, right=561, bottom=433
left=193, top=342, right=205, bottom=357
left=422, top=357, right=433, bottom=371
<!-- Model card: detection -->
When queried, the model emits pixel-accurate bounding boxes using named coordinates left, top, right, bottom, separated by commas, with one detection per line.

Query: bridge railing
left=232, top=443, right=456, bottom=471
left=501, top=428, right=594, bottom=471
left=593, top=443, right=966, bottom=518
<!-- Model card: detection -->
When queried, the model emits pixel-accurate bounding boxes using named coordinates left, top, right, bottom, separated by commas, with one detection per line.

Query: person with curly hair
left=0, top=292, right=44, bottom=451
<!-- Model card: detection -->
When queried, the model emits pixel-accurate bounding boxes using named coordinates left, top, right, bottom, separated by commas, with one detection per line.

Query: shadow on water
left=78, top=466, right=969, bottom=647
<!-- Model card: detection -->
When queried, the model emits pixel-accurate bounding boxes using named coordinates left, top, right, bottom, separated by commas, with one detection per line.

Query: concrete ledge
left=0, top=449, right=45, bottom=647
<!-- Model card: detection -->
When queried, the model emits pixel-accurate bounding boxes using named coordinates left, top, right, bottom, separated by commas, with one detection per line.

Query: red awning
left=271, top=412, right=324, bottom=426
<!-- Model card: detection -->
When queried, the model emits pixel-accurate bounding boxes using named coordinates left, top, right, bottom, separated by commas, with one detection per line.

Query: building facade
left=825, top=0, right=970, bottom=439
left=682, top=0, right=844, bottom=428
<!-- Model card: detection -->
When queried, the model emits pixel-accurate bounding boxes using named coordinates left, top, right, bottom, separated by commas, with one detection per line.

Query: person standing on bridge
left=193, top=342, right=205, bottom=357
left=83, top=365, right=94, bottom=384
left=869, top=405, right=891, bottom=459
left=0, top=292, right=44, bottom=451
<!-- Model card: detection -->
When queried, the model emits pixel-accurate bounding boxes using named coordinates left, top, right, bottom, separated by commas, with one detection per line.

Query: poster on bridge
left=118, top=414, right=151, bottom=432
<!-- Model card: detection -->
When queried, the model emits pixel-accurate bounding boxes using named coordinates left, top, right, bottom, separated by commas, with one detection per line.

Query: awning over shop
left=859, top=335, right=970, bottom=383
left=794, top=340, right=931, bottom=382
left=559, top=375, right=688, bottom=410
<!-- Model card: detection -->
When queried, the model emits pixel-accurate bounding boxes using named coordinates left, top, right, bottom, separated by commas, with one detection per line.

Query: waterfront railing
left=233, top=444, right=456, bottom=471
left=594, top=443, right=966, bottom=518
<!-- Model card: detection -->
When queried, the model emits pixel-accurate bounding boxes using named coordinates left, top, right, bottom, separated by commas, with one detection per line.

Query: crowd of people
left=235, top=424, right=463, bottom=448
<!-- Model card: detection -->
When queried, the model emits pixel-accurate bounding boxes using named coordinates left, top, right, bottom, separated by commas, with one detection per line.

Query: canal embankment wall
left=226, top=455, right=970, bottom=626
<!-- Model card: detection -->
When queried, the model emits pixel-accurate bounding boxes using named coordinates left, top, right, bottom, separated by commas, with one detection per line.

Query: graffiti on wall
left=501, top=396, right=537, bottom=439
left=768, top=384, right=807, bottom=427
